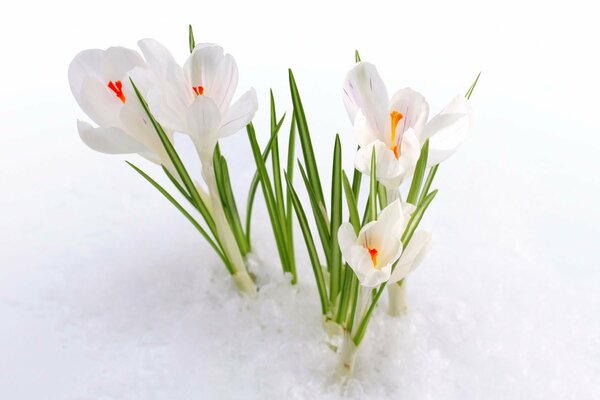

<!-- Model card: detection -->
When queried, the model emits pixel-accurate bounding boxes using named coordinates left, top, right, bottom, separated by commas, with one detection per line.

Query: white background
left=1, top=0, right=599, bottom=398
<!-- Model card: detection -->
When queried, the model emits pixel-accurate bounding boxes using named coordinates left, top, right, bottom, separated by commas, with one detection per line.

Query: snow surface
left=2, top=1, right=600, bottom=398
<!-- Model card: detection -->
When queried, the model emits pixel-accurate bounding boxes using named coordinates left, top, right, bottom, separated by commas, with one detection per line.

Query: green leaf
left=285, top=172, right=329, bottom=315
left=341, top=171, right=360, bottom=234
left=329, top=135, right=343, bottom=306
left=406, top=139, right=429, bottom=205
left=162, top=165, right=192, bottom=205
left=465, top=72, right=481, bottom=100
left=298, top=162, right=332, bottom=266
left=402, top=189, right=438, bottom=246
left=127, top=161, right=233, bottom=274
left=129, top=78, right=216, bottom=236
left=355, top=50, right=361, bottom=63
left=188, top=24, right=196, bottom=53
left=288, top=69, right=325, bottom=206
left=285, top=112, right=298, bottom=278
left=245, top=116, right=285, bottom=244
left=219, top=155, right=248, bottom=256
left=417, top=164, right=439, bottom=206
left=247, top=123, right=292, bottom=277
left=368, top=147, right=377, bottom=222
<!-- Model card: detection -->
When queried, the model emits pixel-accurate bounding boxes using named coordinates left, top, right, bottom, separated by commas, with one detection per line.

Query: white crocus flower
left=343, top=62, right=472, bottom=188
left=337, top=200, right=407, bottom=287
left=137, top=39, right=258, bottom=163
left=68, top=47, right=171, bottom=165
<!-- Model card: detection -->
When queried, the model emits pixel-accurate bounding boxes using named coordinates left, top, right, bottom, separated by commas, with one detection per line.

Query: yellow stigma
left=390, top=111, right=404, bottom=159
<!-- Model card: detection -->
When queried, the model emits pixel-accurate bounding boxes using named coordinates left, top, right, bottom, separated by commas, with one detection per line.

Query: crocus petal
left=68, top=49, right=105, bottom=100
left=423, top=96, right=472, bottom=166
left=77, top=120, right=149, bottom=155
left=388, top=230, right=432, bottom=284
left=355, top=139, right=419, bottom=189
left=389, top=88, right=429, bottom=139
left=343, top=62, right=389, bottom=135
left=184, top=44, right=239, bottom=112
left=102, top=47, right=146, bottom=79
left=186, top=95, right=222, bottom=161
left=352, top=110, right=381, bottom=147
left=338, top=222, right=358, bottom=264
left=218, top=88, right=258, bottom=137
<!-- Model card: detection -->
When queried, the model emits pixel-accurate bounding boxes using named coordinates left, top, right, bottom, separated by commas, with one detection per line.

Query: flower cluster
left=69, top=27, right=477, bottom=377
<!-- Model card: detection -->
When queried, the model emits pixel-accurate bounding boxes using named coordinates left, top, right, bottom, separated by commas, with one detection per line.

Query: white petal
left=389, top=88, right=429, bottom=140
left=362, top=200, right=404, bottom=265
left=77, top=120, right=149, bottom=155
left=354, top=141, right=409, bottom=189
left=102, top=46, right=146, bottom=81
left=423, top=96, right=472, bottom=166
left=138, top=39, right=177, bottom=77
left=388, top=230, right=432, bottom=284
left=218, top=88, right=258, bottom=137
left=342, top=62, right=389, bottom=135
left=68, top=49, right=105, bottom=100
left=186, top=96, right=222, bottom=161
left=184, top=44, right=238, bottom=112
left=353, top=111, right=381, bottom=147
left=77, top=77, right=123, bottom=128
left=338, top=223, right=358, bottom=264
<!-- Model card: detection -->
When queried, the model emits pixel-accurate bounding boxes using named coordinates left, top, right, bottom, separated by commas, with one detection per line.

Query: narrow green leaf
left=329, top=135, right=343, bottom=306
left=298, top=162, right=332, bottom=266
left=285, top=172, right=329, bottom=315
left=406, top=139, right=429, bottom=205
left=270, top=91, right=288, bottom=251
left=418, top=164, right=439, bottom=206
left=368, top=148, right=377, bottom=222
left=188, top=25, right=196, bottom=53
left=355, top=50, right=361, bottom=63
left=219, top=156, right=248, bottom=255
left=377, top=183, right=387, bottom=209
left=342, top=171, right=360, bottom=233
left=162, top=165, right=192, bottom=204
left=288, top=69, right=325, bottom=206
left=402, top=189, right=438, bottom=246
left=245, top=116, right=285, bottom=244
left=285, top=112, right=298, bottom=279
left=127, top=161, right=233, bottom=274
left=465, top=72, right=481, bottom=100
left=247, top=123, right=292, bottom=275
left=129, top=78, right=216, bottom=235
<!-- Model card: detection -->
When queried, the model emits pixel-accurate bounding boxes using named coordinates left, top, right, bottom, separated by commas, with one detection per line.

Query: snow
left=2, top=1, right=600, bottom=398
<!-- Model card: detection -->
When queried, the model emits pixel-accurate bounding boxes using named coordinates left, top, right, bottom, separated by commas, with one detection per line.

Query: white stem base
left=337, top=333, right=359, bottom=378
left=387, top=280, right=408, bottom=316
left=232, top=270, right=257, bottom=296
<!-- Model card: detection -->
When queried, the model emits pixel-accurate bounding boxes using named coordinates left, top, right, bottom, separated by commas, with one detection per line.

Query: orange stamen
left=192, top=85, right=204, bottom=96
left=390, top=111, right=404, bottom=159
left=368, top=247, right=379, bottom=267
left=107, top=80, right=126, bottom=103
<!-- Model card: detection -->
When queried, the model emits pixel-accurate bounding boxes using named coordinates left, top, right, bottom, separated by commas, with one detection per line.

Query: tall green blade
left=285, top=112, right=298, bottom=280
left=329, top=135, right=343, bottom=306
left=245, top=116, right=285, bottom=244
left=288, top=69, right=325, bottom=206
left=368, top=148, right=377, bottom=222
left=341, top=171, right=360, bottom=233
left=355, top=50, right=361, bottom=63
left=406, top=139, right=429, bottom=205
left=285, top=172, right=329, bottom=315
left=298, top=162, right=332, bottom=266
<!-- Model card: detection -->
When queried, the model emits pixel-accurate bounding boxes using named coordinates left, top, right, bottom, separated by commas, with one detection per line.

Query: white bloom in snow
left=343, top=62, right=472, bottom=188
left=138, top=39, right=258, bottom=162
left=68, top=46, right=171, bottom=165
left=338, top=200, right=408, bottom=287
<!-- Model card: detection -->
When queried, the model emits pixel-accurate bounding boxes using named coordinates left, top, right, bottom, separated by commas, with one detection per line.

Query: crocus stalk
left=343, top=62, right=472, bottom=188
left=386, top=230, right=432, bottom=316
left=337, top=331, right=358, bottom=378
left=139, top=39, right=258, bottom=294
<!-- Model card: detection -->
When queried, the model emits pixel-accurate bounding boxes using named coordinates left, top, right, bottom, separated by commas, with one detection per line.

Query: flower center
left=368, top=247, right=379, bottom=268
left=390, top=111, right=404, bottom=159
left=107, top=80, right=126, bottom=103
left=192, top=85, right=204, bottom=96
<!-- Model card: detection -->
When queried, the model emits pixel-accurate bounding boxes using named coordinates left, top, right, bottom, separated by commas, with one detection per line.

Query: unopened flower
left=387, top=230, right=432, bottom=285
